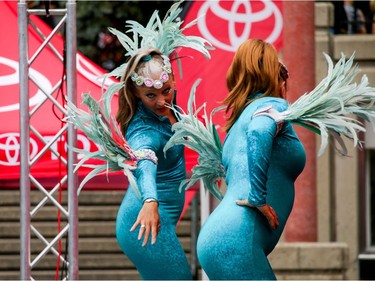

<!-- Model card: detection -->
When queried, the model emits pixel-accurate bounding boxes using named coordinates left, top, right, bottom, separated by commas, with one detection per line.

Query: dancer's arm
left=237, top=100, right=288, bottom=229
left=128, top=128, right=161, bottom=246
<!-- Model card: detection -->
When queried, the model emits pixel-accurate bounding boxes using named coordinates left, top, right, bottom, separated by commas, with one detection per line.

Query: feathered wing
left=65, top=91, right=141, bottom=196
left=164, top=79, right=225, bottom=201
left=256, top=53, right=375, bottom=156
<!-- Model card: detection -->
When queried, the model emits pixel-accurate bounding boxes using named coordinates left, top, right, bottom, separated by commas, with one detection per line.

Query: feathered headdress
left=106, top=0, right=212, bottom=80
left=165, top=53, right=375, bottom=200
left=66, top=0, right=213, bottom=195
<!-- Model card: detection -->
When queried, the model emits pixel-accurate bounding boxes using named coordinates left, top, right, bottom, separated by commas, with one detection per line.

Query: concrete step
left=0, top=236, right=192, bottom=254
left=0, top=269, right=141, bottom=280
left=0, top=220, right=192, bottom=238
left=0, top=205, right=193, bottom=222
left=0, top=190, right=124, bottom=206
left=0, top=205, right=118, bottom=222
left=1, top=189, right=198, bottom=211
left=0, top=253, right=135, bottom=270
left=0, top=252, right=192, bottom=270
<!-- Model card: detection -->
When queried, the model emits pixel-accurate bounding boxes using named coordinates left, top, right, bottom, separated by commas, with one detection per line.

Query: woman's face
left=135, top=76, right=175, bottom=117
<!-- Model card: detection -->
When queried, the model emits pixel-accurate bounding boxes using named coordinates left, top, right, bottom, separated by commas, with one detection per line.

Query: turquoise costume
left=115, top=99, right=192, bottom=280
left=197, top=96, right=306, bottom=280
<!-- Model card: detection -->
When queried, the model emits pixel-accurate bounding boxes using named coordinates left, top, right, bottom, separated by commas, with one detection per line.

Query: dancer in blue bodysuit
left=102, top=2, right=211, bottom=279
left=164, top=36, right=375, bottom=280
left=196, top=39, right=306, bottom=280
left=115, top=48, right=193, bottom=279
left=66, top=2, right=211, bottom=276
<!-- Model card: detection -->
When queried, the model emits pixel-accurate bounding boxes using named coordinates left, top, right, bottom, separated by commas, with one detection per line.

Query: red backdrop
left=0, top=1, right=283, bottom=215
left=0, top=1, right=117, bottom=180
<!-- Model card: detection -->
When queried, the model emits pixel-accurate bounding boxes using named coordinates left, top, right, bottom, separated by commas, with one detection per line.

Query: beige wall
left=270, top=2, right=375, bottom=279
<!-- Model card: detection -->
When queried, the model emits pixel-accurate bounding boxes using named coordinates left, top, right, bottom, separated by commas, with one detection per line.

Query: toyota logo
left=197, top=0, right=283, bottom=52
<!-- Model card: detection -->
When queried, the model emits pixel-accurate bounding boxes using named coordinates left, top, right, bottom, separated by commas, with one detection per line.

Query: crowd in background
left=330, top=0, right=375, bottom=34
left=27, top=1, right=173, bottom=72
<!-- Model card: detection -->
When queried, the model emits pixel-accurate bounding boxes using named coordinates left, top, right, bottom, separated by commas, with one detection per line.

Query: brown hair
left=116, top=48, right=172, bottom=135
left=223, top=39, right=284, bottom=132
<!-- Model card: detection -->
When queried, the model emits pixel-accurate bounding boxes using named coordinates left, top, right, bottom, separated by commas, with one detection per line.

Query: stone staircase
left=0, top=189, right=199, bottom=280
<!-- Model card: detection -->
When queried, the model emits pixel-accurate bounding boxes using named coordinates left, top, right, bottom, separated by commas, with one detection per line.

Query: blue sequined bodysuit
left=116, top=101, right=192, bottom=280
left=197, top=96, right=306, bottom=280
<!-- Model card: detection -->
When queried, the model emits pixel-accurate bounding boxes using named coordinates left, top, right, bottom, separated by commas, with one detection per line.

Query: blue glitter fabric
left=115, top=101, right=192, bottom=280
left=197, top=96, right=306, bottom=280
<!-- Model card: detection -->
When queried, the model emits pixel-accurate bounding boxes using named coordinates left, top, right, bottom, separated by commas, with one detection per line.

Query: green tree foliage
left=30, top=1, right=178, bottom=71
left=75, top=1, right=177, bottom=71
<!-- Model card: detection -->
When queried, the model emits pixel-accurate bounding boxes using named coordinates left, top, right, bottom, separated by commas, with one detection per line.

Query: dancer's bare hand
left=130, top=201, right=160, bottom=246
left=236, top=199, right=279, bottom=230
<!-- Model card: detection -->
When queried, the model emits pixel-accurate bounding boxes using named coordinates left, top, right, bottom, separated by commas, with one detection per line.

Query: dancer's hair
left=224, top=39, right=286, bottom=132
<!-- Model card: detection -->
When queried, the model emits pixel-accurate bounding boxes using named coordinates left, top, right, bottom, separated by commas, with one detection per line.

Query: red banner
left=0, top=0, right=283, bottom=185
left=0, top=0, right=283, bottom=221
left=0, top=2, right=117, bottom=180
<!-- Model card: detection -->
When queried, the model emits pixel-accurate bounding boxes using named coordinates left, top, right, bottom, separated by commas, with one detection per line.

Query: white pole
left=66, top=0, right=79, bottom=279
left=199, top=180, right=210, bottom=280
left=19, top=1, right=31, bottom=279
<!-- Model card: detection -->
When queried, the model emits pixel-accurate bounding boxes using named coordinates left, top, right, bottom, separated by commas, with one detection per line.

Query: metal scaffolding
left=18, top=1, right=78, bottom=279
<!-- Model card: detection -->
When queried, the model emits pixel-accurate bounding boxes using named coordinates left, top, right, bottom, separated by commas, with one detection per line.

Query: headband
left=131, top=55, right=172, bottom=89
